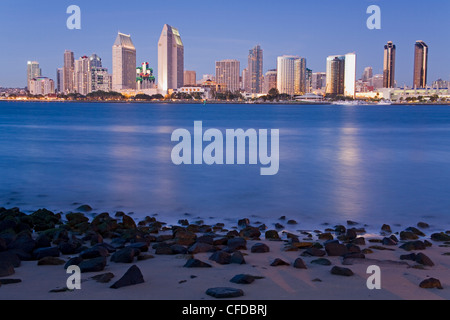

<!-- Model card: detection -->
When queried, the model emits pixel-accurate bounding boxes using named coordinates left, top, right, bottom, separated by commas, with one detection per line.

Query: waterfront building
left=383, top=41, right=396, bottom=88
left=248, top=45, right=263, bottom=93
left=29, top=77, right=55, bottom=95
left=112, top=32, right=137, bottom=91
left=413, top=40, right=428, bottom=88
left=215, top=59, right=240, bottom=93
left=27, top=61, right=41, bottom=90
left=158, top=24, right=184, bottom=93
left=63, top=50, right=75, bottom=94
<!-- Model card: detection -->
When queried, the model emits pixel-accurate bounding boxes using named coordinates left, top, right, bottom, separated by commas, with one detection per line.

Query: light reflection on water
left=0, top=102, right=450, bottom=231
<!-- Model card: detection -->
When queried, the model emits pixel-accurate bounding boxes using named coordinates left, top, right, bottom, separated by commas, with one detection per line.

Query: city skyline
left=0, top=0, right=449, bottom=88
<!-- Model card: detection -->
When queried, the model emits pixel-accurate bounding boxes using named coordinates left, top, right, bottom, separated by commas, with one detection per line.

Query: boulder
left=8, top=233, right=36, bottom=254
left=230, top=274, right=263, bottom=284
left=188, top=242, right=216, bottom=254
left=400, top=241, right=427, bottom=251
left=250, top=243, right=270, bottom=253
left=270, top=258, right=290, bottom=266
left=381, top=224, right=392, bottom=233
left=91, top=272, right=115, bottom=283
left=405, top=227, right=426, bottom=237
left=37, top=257, right=66, bottom=266
left=110, top=247, right=140, bottom=263
left=183, top=258, right=212, bottom=268
left=239, top=227, right=261, bottom=239
left=325, top=242, right=349, bottom=256
left=110, top=265, right=144, bottom=289
left=419, top=278, right=443, bottom=289
left=0, top=251, right=21, bottom=268
left=0, top=261, right=14, bottom=277
left=415, top=253, right=434, bottom=267
left=76, top=205, right=92, bottom=212
left=431, top=233, right=450, bottom=242
left=293, top=258, right=307, bottom=269
left=78, top=256, right=107, bottom=273
left=226, top=237, right=247, bottom=251
left=265, top=230, right=281, bottom=241
left=311, top=258, right=332, bottom=266
left=79, top=246, right=109, bottom=259
left=230, top=251, right=246, bottom=265
left=64, top=257, right=83, bottom=269
left=400, top=231, right=419, bottom=241
left=301, top=247, right=326, bottom=257
left=121, top=215, right=137, bottom=229
left=331, top=266, right=354, bottom=276
left=206, top=287, right=244, bottom=299
left=173, top=230, right=197, bottom=246
left=209, top=251, right=231, bottom=265
left=33, top=247, right=60, bottom=260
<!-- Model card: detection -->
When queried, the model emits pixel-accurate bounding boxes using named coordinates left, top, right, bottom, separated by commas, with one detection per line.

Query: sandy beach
left=0, top=207, right=449, bottom=300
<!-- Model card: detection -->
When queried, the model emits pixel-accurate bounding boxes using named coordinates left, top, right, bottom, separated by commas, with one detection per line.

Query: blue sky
left=1, top=0, right=449, bottom=88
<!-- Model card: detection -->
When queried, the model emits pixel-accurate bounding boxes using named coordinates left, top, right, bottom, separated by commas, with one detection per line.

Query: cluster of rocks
left=0, top=207, right=448, bottom=295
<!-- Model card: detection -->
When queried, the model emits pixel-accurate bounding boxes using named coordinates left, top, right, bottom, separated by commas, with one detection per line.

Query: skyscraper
left=74, top=56, right=90, bottom=95
left=27, top=61, right=41, bottom=89
left=263, top=69, right=277, bottom=94
left=215, top=60, right=240, bottom=93
left=248, top=45, right=263, bottom=94
left=362, top=67, right=373, bottom=82
left=326, top=53, right=356, bottom=98
left=184, top=70, right=196, bottom=86
left=312, top=72, right=327, bottom=90
left=89, top=54, right=102, bottom=68
left=158, top=24, right=184, bottom=93
left=63, top=50, right=74, bottom=94
left=277, top=55, right=306, bottom=96
left=383, top=41, right=396, bottom=88
left=413, top=40, right=428, bottom=88
left=56, top=68, right=63, bottom=93
left=112, top=32, right=137, bottom=91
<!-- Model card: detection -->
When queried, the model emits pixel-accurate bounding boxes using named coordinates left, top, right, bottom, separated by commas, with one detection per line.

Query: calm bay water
left=1, top=101, right=450, bottom=231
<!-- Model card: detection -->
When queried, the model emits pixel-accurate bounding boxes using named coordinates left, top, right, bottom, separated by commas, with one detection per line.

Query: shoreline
left=0, top=206, right=449, bottom=300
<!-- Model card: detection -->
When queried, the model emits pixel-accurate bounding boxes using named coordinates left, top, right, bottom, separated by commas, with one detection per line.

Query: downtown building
left=263, top=69, right=277, bottom=94
left=247, top=45, right=263, bottom=94
left=326, top=53, right=356, bottom=98
left=184, top=70, right=196, bottom=86
left=63, top=50, right=75, bottom=94
left=215, top=59, right=240, bottom=93
left=383, top=41, right=396, bottom=88
left=413, top=40, right=428, bottom=88
left=29, top=77, right=55, bottom=95
left=112, top=32, right=137, bottom=91
left=276, top=55, right=307, bottom=96
left=158, top=24, right=184, bottom=93
left=74, top=56, right=90, bottom=95
left=27, top=61, right=41, bottom=90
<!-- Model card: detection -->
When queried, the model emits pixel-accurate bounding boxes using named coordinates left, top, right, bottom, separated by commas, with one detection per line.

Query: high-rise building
left=312, top=72, right=326, bottom=90
left=74, top=56, right=90, bottom=95
left=372, top=74, right=384, bottom=89
left=91, top=67, right=112, bottom=92
left=63, top=50, right=75, bottom=94
left=413, top=40, right=428, bottom=88
left=248, top=45, right=263, bottom=93
left=263, top=69, right=277, bottom=94
left=158, top=24, right=184, bottom=93
left=89, top=54, right=102, bottom=68
left=294, top=58, right=307, bottom=95
left=27, top=61, right=41, bottom=90
left=277, top=55, right=306, bottom=96
left=112, top=32, right=137, bottom=91
left=56, top=68, right=64, bottom=93
left=241, top=68, right=249, bottom=92
left=383, top=41, right=396, bottom=88
left=326, top=53, right=356, bottom=98
left=29, top=77, right=55, bottom=95
left=215, top=60, right=240, bottom=93
left=305, top=68, right=313, bottom=93
left=362, top=67, right=373, bottom=82
left=184, top=70, right=196, bottom=86
left=136, top=62, right=156, bottom=90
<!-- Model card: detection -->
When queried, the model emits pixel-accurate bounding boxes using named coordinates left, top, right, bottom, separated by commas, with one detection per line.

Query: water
left=1, top=101, right=450, bottom=232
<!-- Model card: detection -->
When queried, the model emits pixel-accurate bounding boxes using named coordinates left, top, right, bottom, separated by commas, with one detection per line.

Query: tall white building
left=27, top=61, right=41, bottom=90
left=158, top=24, right=184, bottom=93
left=326, top=53, right=356, bottom=98
left=74, top=56, right=90, bottom=95
left=112, top=32, right=137, bottom=91
left=29, top=77, right=54, bottom=95
left=215, top=59, right=240, bottom=93
left=63, top=50, right=75, bottom=94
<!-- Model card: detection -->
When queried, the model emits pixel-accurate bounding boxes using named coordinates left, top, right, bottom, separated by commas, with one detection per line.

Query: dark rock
left=415, top=253, right=434, bottom=267
left=419, top=278, right=443, bottom=289
left=64, top=257, right=83, bottom=269
left=188, top=242, right=216, bottom=254
left=274, top=223, right=284, bottom=229
left=381, top=224, right=392, bottom=233
left=346, top=243, right=361, bottom=253
left=405, top=227, right=426, bottom=237
left=400, top=253, right=417, bottom=261
left=35, top=234, right=52, bottom=249
left=37, top=256, right=66, bottom=266
left=0, top=237, right=7, bottom=252
left=183, top=258, right=212, bottom=268
left=127, top=242, right=149, bottom=252
left=400, top=231, right=419, bottom=241
left=417, top=222, right=429, bottom=229
left=30, top=208, right=61, bottom=231
left=58, top=241, right=82, bottom=255
left=351, top=237, right=366, bottom=245
left=227, top=237, right=247, bottom=251
left=91, top=272, right=115, bottom=283
left=311, top=258, right=331, bottom=266
left=382, top=237, right=398, bottom=246
left=209, top=251, right=231, bottom=265
left=265, top=230, right=281, bottom=241
left=78, top=256, right=107, bottom=273
left=91, top=212, right=118, bottom=235
left=240, top=227, right=261, bottom=239
left=197, top=235, right=214, bottom=245
left=318, top=233, right=333, bottom=241
left=331, top=266, right=354, bottom=276
left=173, top=230, right=197, bottom=246
left=342, top=252, right=365, bottom=259
left=287, top=220, right=297, bottom=225
left=347, top=220, right=358, bottom=226
left=0, top=278, right=21, bottom=285
left=230, top=274, right=260, bottom=284
left=110, top=265, right=144, bottom=289
left=400, top=241, right=427, bottom=251
left=369, top=245, right=396, bottom=251
left=213, top=237, right=228, bottom=246
left=79, top=246, right=109, bottom=259
left=250, top=243, right=270, bottom=253
left=49, top=287, right=71, bottom=293
left=155, top=245, right=174, bottom=255
left=230, top=251, right=246, bottom=265
left=238, top=218, right=250, bottom=228
left=334, top=225, right=346, bottom=234
left=111, top=247, right=140, bottom=263
left=431, top=233, right=450, bottom=242
left=33, top=246, right=60, bottom=260
left=137, top=254, right=154, bottom=261
left=345, top=229, right=357, bottom=240
left=206, top=287, right=244, bottom=299
left=325, top=242, right=349, bottom=257
left=121, top=215, right=137, bottom=229
left=0, top=251, right=20, bottom=268
left=76, top=204, right=92, bottom=212
left=170, top=244, right=188, bottom=254
left=270, top=258, right=290, bottom=266
left=293, top=258, right=307, bottom=269
left=0, top=261, right=15, bottom=277
left=301, top=247, right=326, bottom=257
left=8, top=233, right=36, bottom=254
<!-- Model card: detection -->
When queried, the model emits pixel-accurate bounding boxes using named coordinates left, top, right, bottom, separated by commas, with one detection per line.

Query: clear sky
left=1, top=0, right=449, bottom=88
